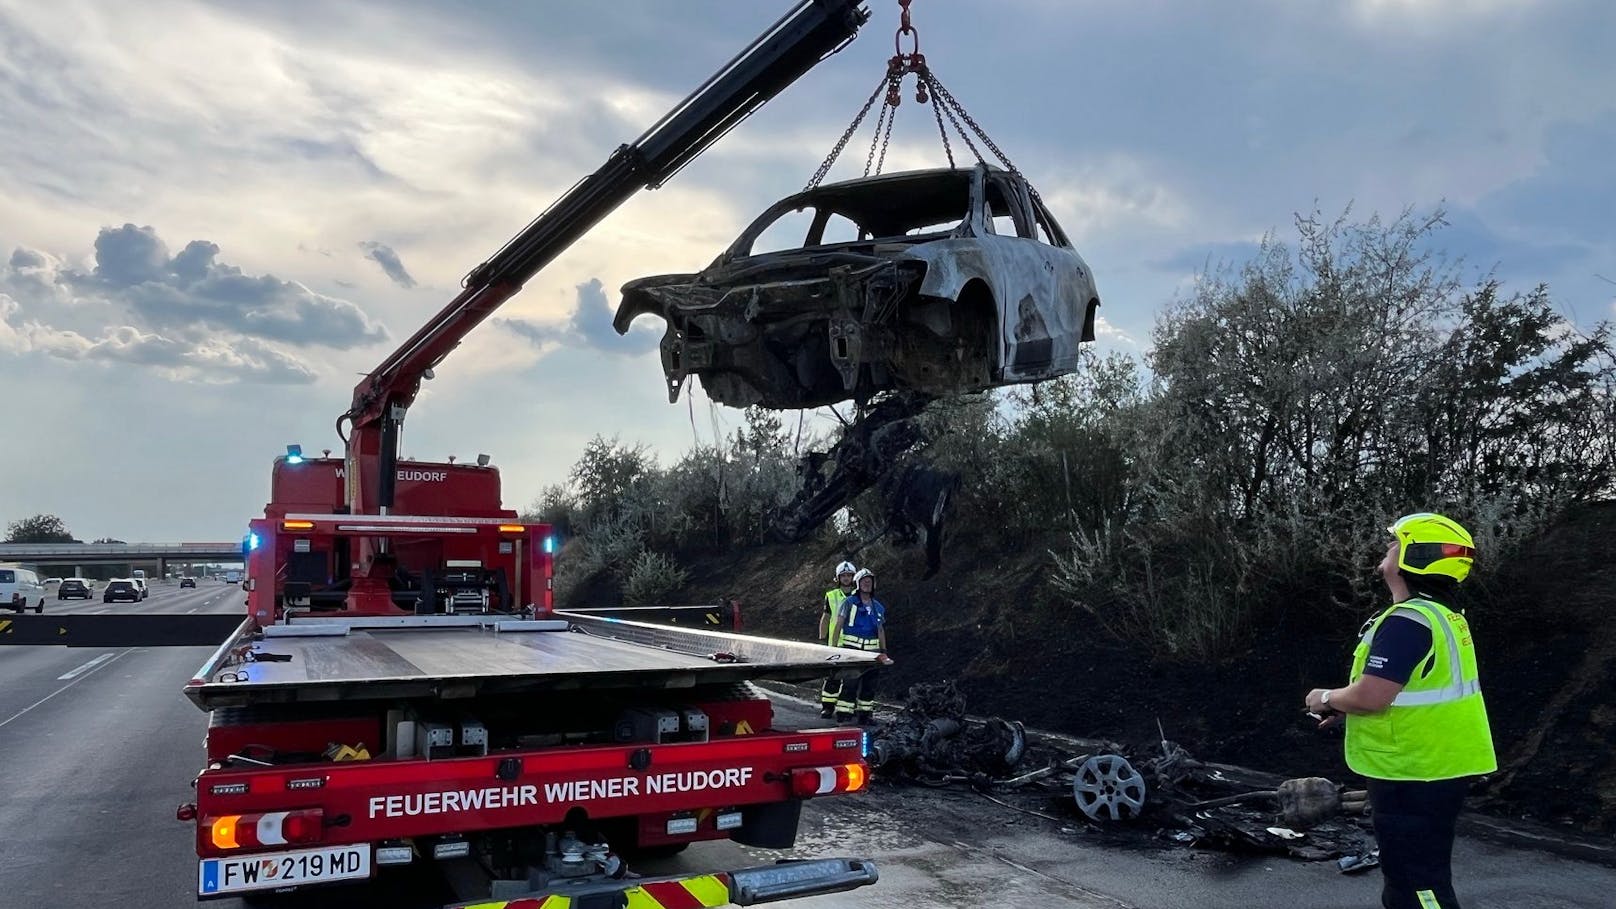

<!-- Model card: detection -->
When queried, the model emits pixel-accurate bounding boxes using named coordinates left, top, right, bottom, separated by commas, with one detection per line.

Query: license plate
left=198, top=845, right=371, bottom=895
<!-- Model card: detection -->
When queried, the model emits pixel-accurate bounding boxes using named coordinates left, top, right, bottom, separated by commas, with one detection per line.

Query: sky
left=1, top=0, right=1613, bottom=541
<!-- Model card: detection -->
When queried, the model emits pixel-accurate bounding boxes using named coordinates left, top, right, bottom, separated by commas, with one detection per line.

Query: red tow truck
left=4, top=3, right=885, bottom=906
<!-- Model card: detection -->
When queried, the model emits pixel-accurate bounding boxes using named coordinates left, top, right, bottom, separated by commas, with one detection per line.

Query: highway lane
left=0, top=601, right=1612, bottom=908
left=0, top=582, right=244, bottom=727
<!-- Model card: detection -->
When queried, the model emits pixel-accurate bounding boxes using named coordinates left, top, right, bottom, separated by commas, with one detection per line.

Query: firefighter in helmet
left=1306, top=513, right=1496, bottom=909
left=818, top=560, right=858, bottom=718
left=835, top=567, right=890, bottom=726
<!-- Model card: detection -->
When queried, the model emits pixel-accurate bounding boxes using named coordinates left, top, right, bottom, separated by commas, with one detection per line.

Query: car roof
left=774, top=165, right=1013, bottom=235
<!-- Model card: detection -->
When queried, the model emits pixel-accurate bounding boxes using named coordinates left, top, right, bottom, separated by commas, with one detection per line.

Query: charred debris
left=866, top=683, right=1377, bottom=867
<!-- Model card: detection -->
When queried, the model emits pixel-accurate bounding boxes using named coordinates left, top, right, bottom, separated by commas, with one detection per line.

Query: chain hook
left=894, top=0, right=920, bottom=58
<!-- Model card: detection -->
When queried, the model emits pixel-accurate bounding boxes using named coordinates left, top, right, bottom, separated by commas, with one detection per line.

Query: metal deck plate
left=185, top=613, right=880, bottom=710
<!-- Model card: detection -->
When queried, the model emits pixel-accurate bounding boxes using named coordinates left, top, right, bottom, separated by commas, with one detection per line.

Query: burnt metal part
left=771, top=394, right=959, bottom=573
left=772, top=394, right=930, bottom=543
left=615, top=164, right=1100, bottom=410
left=868, top=681, right=1027, bottom=783
left=867, top=682, right=1373, bottom=861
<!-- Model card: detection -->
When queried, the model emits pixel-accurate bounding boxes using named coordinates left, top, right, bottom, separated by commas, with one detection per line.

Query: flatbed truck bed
left=186, top=613, right=880, bottom=710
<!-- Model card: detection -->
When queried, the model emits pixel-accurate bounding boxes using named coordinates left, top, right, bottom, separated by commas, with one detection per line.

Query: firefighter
left=818, top=560, right=859, bottom=718
left=1305, top=513, right=1496, bottom=909
left=835, top=567, right=890, bottom=726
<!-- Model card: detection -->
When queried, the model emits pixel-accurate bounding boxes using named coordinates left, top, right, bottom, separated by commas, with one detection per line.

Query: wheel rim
left=1072, top=754, right=1147, bottom=821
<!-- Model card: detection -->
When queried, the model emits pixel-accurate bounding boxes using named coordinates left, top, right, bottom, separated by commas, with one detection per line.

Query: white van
left=0, top=566, right=46, bottom=613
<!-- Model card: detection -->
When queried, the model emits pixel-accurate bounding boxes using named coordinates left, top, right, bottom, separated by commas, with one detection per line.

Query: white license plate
left=198, top=845, right=371, bottom=895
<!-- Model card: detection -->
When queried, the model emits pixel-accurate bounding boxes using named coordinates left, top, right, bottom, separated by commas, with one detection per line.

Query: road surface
left=0, top=586, right=1609, bottom=908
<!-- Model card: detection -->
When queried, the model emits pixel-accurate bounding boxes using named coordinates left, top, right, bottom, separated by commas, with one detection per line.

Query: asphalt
left=0, top=587, right=1610, bottom=908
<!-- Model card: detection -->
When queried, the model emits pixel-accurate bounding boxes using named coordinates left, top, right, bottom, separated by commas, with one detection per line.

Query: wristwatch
left=1321, top=689, right=1334, bottom=708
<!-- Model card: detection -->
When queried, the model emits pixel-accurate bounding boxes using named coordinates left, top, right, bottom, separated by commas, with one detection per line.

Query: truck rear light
left=432, top=838, right=472, bottom=860
left=789, top=764, right=868, bottom=798
left=281, top=520, right=315, bottom=531
left=376, top=845, right=414, bottom=866
left=209, top=782, right=249, bottom=796
left=666, top=816, right=699, bottom=835
left=207, top=809, right=325, bottom=851
left=716, top=811, right=744, bottom=831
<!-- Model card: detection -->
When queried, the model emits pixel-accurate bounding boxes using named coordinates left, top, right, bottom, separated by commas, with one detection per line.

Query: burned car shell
left=614, top=164, right=1100, bottom=408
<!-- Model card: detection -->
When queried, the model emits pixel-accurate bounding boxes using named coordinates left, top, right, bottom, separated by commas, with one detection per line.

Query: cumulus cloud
left=61, top=224, right=389, bottom=347
left=360, top=240, right=416, bottom=288
left=497, top=277, right=661, bottom=357
left=0, top=294, right=315, bottom=384
left=0, top=224, right=387, bottom=383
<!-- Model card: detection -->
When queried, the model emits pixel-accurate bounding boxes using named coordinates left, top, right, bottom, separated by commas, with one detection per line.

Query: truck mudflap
left=447, top=858, right=880, bottom=908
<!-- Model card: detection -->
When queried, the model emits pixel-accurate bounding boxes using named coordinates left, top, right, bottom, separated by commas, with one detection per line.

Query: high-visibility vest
left=823, top=588, right=848, bottom=646
left=1345, top=597, right=1497, bottom=781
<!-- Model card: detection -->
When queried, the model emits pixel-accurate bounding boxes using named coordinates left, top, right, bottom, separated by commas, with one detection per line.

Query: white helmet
left=853, top=568, right=875, bottom=586
left=834, top=560, right=857, bottom=579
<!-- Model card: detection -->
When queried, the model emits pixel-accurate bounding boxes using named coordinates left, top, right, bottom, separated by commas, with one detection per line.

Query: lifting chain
left=807, top=0, right=1029, bottom=192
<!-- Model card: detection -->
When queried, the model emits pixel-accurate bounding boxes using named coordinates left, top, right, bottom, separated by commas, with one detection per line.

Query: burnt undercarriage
left=619, top=254, right=988, bottom=410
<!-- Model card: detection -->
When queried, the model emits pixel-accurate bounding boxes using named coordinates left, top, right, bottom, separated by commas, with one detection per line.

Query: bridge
left=0, top=542, right=243, bottom=578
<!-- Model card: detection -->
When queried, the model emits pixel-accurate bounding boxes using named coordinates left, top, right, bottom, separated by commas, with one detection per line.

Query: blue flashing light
left=862, top=730, right=871, bottom=759
left=286, top=444, right=304, bottom=464
left=543, top=535, right=556, bottom=555
left=286, top=455, right=304, bottom=465
left=247, top=532, right=261, bottom=551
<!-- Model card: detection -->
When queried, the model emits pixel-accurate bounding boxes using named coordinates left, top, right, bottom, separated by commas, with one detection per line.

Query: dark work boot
left=856, top=711, right=875, bottom=726
left=834, top=712, right=854, bottom=725
left=820, top=704, right=836, bottom=719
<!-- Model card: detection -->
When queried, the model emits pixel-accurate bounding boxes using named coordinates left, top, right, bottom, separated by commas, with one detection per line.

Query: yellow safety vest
left=823, top=588, right=849, bottom=647
left=1345, top=598, right=1497, bottom=781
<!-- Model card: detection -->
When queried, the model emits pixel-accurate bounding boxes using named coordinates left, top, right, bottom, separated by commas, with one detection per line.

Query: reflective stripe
left=1430, top=604, right=1466, bottom=688
left=1388, top=606, right=1432, bottom=628
left=680, top=874, right=733, bottom=906
left=1417, top=889, right=1441, bottom=909
left=1393, top=679, right=1482, bottom=706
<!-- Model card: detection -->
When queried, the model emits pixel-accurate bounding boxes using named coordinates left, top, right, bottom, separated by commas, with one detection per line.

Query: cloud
left=14, top=224, right=389, bottom=349
left=0, top=295, right=315, bottom=384
left=360, top=240, right=416, bottom=288
left=498, top=277, right=661, bottom=357
left=0, top=223, right=390, bottom=383
left=1479, top=114, right=1616, bottom=245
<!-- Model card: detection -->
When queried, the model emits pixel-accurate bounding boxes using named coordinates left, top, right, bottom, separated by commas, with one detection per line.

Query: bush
left=623, top=551, right=689, bottom=607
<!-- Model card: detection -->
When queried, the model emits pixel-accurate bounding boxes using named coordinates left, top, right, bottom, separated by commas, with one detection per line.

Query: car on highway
left=0, top=566, right=46, bottom=613
left=615, top=163, right=1101, bottom=409
left=57, top=578, right=92, bottom=600
left=179, top=576, right=196, bottom=589
left=102, top=579, right=141, bottom=604
left=130, top=577, right=149, bottom=599
left=44, top=576, right=62, bottom=586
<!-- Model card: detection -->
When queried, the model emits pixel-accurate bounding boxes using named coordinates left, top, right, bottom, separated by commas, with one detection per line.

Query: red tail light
left=208, top=809, right=324, bottom=850
left=790, top=764, right=868, bottom=798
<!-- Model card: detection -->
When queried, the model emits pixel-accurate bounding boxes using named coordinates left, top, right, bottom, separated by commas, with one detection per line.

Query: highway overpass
left=0, top=542, right=242, bottom=577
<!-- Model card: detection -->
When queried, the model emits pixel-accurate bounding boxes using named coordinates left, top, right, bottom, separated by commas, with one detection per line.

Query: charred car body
left=614, top=164, right=1101, bottom=409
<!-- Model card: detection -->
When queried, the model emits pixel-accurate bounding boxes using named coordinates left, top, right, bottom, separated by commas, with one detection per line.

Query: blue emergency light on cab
left=285, top=444, right=304, bottom=465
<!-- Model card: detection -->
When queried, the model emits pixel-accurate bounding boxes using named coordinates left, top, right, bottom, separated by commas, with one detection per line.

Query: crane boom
left=342, top=0, right=868, bottom=515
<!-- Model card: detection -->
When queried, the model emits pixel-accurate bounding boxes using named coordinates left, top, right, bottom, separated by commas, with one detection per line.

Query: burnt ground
left=564, top=501, right=1616, bottom=837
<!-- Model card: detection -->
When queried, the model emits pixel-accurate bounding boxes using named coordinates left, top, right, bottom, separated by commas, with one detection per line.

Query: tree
left=4, top=514, right=77, bottom=543
left=568, top=436, right=654, bottom=529
left=92, top=537, right=127, bottom=544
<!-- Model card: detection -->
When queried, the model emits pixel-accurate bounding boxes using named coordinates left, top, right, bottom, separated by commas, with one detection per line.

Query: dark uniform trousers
left=1368, top=777, right=1471, bottom=909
